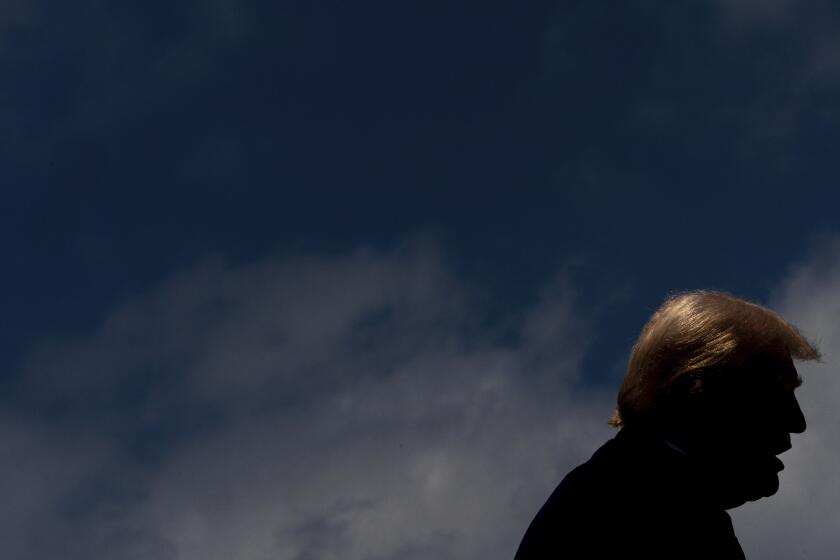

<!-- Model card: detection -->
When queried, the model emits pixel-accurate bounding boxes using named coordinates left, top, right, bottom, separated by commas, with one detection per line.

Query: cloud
left=7, top=240, right=615, bottom=560
left=0, top=417, right=112, bottom=560
left=9, top=232, right=840, bottom=559
left=729, top=234, right=840, bottom=559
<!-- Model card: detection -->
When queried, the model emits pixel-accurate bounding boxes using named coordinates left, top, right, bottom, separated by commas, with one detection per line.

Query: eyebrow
left=775, top=370, right=803, bottom=391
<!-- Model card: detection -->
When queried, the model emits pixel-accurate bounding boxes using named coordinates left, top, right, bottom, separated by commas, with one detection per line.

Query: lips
left=773, top=442, right=792, bottom=455
left=770, top=442, right=791, bottom=472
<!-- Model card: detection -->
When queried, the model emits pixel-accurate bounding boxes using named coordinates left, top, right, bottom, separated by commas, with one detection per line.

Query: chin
left=721, top=470, right=780, bottom=508
left=761, top=476, right=781, bottom=498
left=742, top=474, right=780, bottom=503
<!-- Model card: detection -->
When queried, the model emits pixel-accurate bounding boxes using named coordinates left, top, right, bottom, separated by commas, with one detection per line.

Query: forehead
left=756, top=370, right=800, bottom=394
left=773, top=351, right=803, bottom=390
left=778, top=368, right=803, bottom=391
left=745, top=354, right=802, bottom=392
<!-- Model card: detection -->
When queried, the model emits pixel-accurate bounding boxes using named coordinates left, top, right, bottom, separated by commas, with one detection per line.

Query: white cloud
left=11, top=234, right=840, bottom=559
left=730, top=234, right=840, bottom=559
left=8, top=240, right=615, bottom=560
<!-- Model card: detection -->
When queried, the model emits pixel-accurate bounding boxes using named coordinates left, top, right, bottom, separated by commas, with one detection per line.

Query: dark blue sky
left=5, top=1, right=840, bottom=386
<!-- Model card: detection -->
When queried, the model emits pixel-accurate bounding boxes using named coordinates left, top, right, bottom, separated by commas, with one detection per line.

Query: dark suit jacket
left=514, top=425, right=747, bottom=559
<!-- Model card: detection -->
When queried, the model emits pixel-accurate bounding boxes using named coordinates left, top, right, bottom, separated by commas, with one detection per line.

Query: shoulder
left=514, top=439, right=632, bottom=558
left=514, top=430, right=746, bottom=559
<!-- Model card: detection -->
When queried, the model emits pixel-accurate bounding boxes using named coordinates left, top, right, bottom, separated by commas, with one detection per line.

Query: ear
left=686, top=376, right=705, bottom=395
left=676, top=375, right=732, bottom=425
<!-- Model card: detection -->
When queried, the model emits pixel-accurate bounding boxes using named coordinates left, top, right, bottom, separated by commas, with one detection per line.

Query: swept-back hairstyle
left=609, top=290, right=820, bottom=428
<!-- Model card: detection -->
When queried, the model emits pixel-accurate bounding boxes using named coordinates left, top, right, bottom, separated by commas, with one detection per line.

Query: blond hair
left=609, top=290, right=820, bottom=428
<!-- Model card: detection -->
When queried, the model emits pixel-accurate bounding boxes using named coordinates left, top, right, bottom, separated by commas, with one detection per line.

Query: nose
left=788, top=393, right=806, bottom=434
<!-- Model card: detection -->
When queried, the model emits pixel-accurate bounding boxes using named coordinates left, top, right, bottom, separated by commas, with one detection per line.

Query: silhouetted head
left=609, top=290, right=820, bottom=509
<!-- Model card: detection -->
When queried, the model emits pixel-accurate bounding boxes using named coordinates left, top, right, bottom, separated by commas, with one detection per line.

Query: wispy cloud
left=7, top=239, right=614, bottom=560
left=11, top=233, right=836, bottom=559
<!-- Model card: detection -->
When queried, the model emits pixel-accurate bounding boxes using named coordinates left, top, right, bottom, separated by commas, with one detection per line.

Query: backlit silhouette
left=514, top=290, right=819, bottom=559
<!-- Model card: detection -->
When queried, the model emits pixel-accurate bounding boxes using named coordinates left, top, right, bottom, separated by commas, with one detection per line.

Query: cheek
left=705, top=412, right=770, bottom=456
left=708, top=405, right=756, bottom=439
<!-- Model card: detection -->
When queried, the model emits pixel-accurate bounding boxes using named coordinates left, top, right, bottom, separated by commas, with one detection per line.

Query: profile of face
left=672, top=356, right=806, bottom=509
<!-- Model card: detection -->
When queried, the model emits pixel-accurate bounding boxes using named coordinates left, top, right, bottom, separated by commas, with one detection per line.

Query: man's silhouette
left=514, top=290, right=820, bottom=559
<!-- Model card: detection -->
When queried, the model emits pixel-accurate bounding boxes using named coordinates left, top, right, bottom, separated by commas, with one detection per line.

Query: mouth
left=769, top=442, right=791, bottom=472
